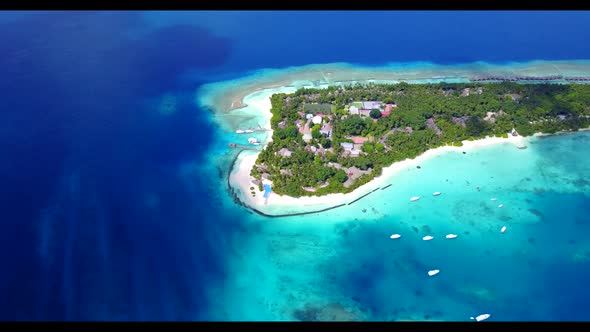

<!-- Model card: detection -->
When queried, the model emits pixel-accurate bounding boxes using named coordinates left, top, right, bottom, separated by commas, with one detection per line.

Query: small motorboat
left=500, top=226, right=507, bottom=233
left=236, top=129, right=245, bottom=134
left=445, top=234, right=458, bottom=239
left=390, top=234, right=402, bottom=239
left=498, top=204, right=504, bottom=208
left=428, top=269, right=440, bottom=276
left=410, top=196, right=421, bottom=202
left=470, top=314, right=491, bottom=322
left=422, top=235, right=434, bottom=241
left=248, top=137, right=259, bottom=145
left=244, top=129, right=254, bottom=133
left=433, top=192, right=441, bottom=196
left=490, top=198, right=497, bottom=201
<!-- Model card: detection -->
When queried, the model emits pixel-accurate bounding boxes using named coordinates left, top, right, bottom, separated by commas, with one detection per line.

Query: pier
left=228, top=142, right=261, bottom=150
left=235, top=124, right=272, bottom=134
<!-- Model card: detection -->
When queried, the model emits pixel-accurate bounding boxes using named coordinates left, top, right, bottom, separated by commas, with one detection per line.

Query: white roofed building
left=312, top=115, right=323, bottom=125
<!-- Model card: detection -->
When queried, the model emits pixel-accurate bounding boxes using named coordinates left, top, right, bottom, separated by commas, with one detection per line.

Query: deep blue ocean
left=1, top=11, right=590, bottom=321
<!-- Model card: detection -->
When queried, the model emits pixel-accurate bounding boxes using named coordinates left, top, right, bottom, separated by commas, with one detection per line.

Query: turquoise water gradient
left=207, top=132, right=590, bottom=321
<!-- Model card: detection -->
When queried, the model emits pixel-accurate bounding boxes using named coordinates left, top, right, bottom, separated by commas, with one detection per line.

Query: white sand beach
left=231, top=134, right=528, bottom=214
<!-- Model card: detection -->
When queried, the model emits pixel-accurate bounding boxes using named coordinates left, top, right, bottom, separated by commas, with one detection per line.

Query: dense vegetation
left=251, top=82, right=590, bottom=197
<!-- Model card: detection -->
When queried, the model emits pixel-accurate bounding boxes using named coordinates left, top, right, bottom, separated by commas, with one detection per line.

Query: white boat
left=490, top=198, right=497, bottom=201
left=236, top=129, right=245, bottom=134
left=470, top=314, right=491, bottom=322
left=433, top=192, right=441, bottom=196
left=390, top=234, right=402, bottom=239
left=410, top=196, right=421, bottom=202
left=248, top=137, right=258, bottom=144
left=445, top=234, right=458, bottom=239
left=428, top=269, right=440, bottom=276
left=501, top=226, right=507, bottom=233
left=244, top=129, right=254, bottom=133
left=498, top=204, right=503, bottom=208
left=422, top=235, right=434, bottom=241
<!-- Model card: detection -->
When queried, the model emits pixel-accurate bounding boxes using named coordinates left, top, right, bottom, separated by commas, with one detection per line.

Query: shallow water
left=211, top=132, right=590, bottom=321
left=2, top=11, right=590, bottom=321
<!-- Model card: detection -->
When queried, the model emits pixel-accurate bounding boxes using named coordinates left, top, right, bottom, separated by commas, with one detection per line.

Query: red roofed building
left=351, top=136, right=366, bottom=144
left=381, top=104, right=394, bottom=117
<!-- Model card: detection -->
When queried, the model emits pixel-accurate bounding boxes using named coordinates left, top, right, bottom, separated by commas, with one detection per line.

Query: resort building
left=340, top=142, right=354, bottom=151
left=320, top=123, right=332, bottom=137
left=362, top=101, right=383, bottom=110
left=351, top=136, right=366, bottom=144
left=312, top=115, right=323, bottom=125
left=277, top=148, right=292, bottom=157
left=359, top=109, right=371, bottom=117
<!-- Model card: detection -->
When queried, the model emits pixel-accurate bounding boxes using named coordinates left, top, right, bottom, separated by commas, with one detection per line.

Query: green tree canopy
left=370, top=109, right=382, bottom=119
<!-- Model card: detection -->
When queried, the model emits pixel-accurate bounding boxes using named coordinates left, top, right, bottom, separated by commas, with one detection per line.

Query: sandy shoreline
left=230, top=135, right=529, bottom=215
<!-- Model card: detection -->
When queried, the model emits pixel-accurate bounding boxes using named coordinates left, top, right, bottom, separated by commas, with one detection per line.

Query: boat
left=236, top=129, right=245, bottom=134
left=390, top=234, right=402, bottom=239
left=498, top=204, right=504, bottom=208
left=470, top=314, right=491, bottom=322
left=490, top=198, right=497, bottom=201
left=428, top=269, right=440, bottom=276
left=433, top=192, right=441, bottom=196
left=248, top=137, right=259, bottom=145
left=501, top=226, right=507, bottom=233
left=244, top=129, right=254, bottom=133
left=422, top=235, right=434, bottom=241
left=445, top=234, right=458, bottom=239
left=410, top=196, right=421, bottom=202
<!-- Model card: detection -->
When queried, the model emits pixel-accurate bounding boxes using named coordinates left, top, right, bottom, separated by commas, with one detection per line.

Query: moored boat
left=433, top=192, right=441, bottom=196
left=470, top=314, right=491, bottom=322
left=428, top=269, right=440, bottom=276
left=501, top=226, right=507, bottom=233
left=422, top=235, right=434, bottom=241
left=390, top=234, right=402, bottom=239
left=445, top=234, right=457, bottom=239
left=410, top=196, right=421, bottom=202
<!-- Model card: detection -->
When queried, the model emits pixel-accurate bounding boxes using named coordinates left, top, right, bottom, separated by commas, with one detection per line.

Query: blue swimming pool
left=262, top=184, right=272, bottom=198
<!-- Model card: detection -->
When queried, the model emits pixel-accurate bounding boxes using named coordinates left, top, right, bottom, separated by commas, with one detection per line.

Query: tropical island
left=249, top=82, right=590, bottom=198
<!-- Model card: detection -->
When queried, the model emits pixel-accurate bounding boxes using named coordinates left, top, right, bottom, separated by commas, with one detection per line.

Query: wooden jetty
left=228, top=142, right=262, bottom=150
